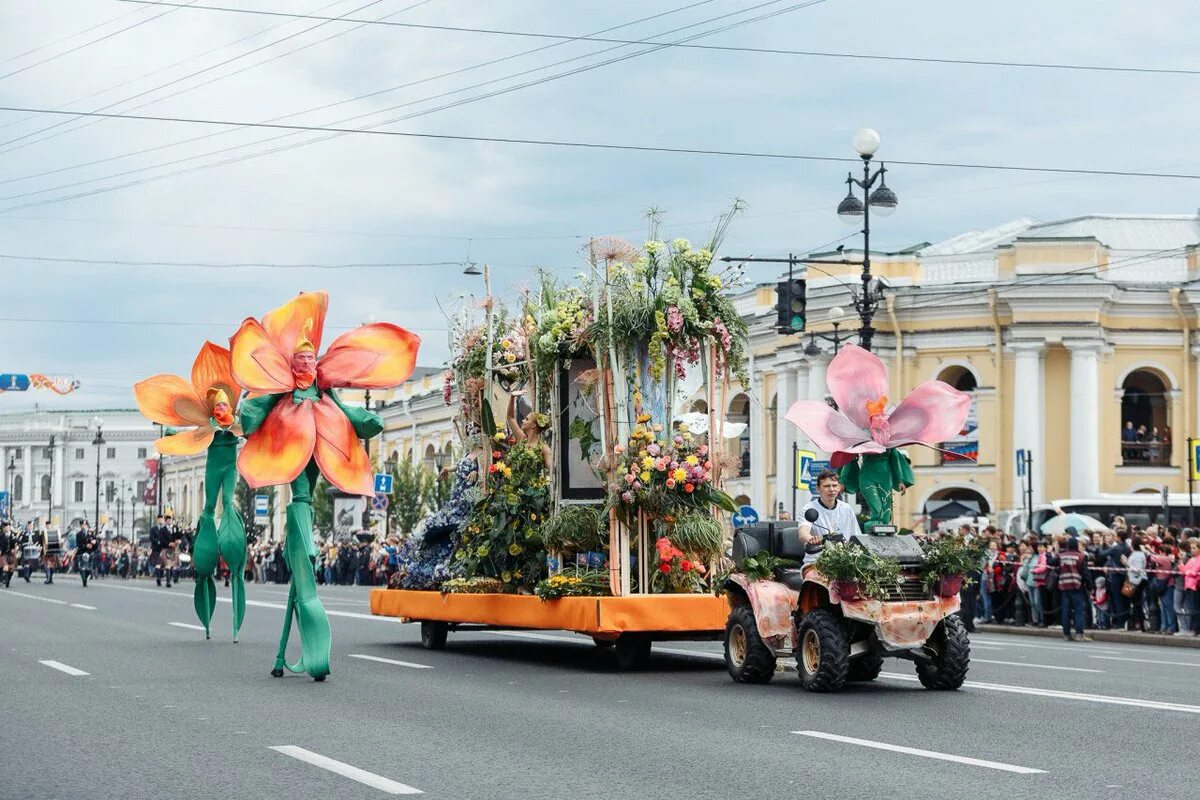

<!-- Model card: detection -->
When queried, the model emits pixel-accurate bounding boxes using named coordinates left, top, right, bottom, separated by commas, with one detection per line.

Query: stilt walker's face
left=291, top=351, right=317, bottom=376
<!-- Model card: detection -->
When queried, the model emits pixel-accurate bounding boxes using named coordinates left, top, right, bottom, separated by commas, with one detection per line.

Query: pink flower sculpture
left=786, top=344, right=970, bottom=455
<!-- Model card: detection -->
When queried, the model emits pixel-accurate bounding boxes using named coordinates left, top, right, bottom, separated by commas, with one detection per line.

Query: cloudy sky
left=1, top=0, right=1197, bottom=411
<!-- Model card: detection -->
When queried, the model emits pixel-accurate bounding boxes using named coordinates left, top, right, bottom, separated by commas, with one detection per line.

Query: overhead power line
left=118, top=0, right=1200, bottom=78
left=0, top=3, right=149, bottom=67
left=0, top=104, right=1196, bottom=208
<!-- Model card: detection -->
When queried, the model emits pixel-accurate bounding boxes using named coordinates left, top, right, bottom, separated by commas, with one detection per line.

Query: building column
left=808, top=356, right=829, bottom=403
left=53, top=440, right=65, bottom=512
left=773, top=358, right=798, bottom=516
left=792, top=360, right=811, bottom=450
left=749, top=374, right=767, bottom=510
left=23, top=445, right=33, bottom=509
left=1010, top=342, right=1045, bottom=508
left=1066, top=339, right=1103, bottom=498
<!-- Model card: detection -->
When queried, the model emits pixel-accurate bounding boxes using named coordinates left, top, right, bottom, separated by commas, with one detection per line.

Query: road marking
left=269, top=746, right=422, bottom=795
left=347, top=654, right=432, bottom=670
left=969, top=637, right=1120, bottom=654
left=1092, top=655, right=1200, bottom=668
left=90, top=583, right=394, bottom=623
left=879, top=672, right=1200, bottom=714
left=972, top=658, right=1104, bottom=674
left=39, top=660, right=89, bottom=677
left=169, top=622, right=207, bottom=632
left=1, top=590, right=68, bottom=605
left=792, top=731, right=1045, bottom=774
left=69, top=603, right=96, bottom=610
left=654, top=646, right=725, bottom=661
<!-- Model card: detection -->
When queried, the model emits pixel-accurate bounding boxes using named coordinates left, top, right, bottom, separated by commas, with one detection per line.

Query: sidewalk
left=976, top=623, right=1200, bottom=649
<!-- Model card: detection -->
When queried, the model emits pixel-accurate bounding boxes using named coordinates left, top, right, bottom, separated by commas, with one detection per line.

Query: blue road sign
left=732, top=505, right=759, bottom=528
left=373, top=473, right=394, bottom=494
left=0, top=490, right=9, bottom=518
left=807, top=460, right=830, bottom=495
left=1016, top=449, right=1026, bottom=476
left=372, top=492, right=390, bottom=511
left=254, top=495, right=269, bottom=518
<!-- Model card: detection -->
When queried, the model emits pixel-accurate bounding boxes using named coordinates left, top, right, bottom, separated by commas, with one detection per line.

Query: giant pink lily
left=786, top=344, right=970, bottom=456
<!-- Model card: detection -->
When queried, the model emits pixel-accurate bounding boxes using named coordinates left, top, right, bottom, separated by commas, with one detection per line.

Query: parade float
left=371, top=209, right=749, bottom=668
left=723, top=344, right=980, bottom=692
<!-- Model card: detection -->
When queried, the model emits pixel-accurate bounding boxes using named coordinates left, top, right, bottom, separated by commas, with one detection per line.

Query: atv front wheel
left=847, top=651, right=884, bottom=682
left=724, top=605, right=776, bottom=684
left=796, top=609, right=848, bottom=692
left=916, top=615, right=970, bottom=690
left=419, top=621, right=448, bottom=650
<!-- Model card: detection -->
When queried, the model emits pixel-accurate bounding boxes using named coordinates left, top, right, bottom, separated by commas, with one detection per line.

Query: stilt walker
left=230, top=291, right=419, bottom=680
left=133, top=343, right=246, bottom=640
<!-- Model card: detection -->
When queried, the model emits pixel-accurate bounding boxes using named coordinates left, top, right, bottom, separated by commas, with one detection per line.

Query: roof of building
left=920, top=214, right=1200, bottom=256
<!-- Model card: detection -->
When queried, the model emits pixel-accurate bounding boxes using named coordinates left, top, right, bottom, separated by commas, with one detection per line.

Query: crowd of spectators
left=952, top=517, right=1200, bottom=639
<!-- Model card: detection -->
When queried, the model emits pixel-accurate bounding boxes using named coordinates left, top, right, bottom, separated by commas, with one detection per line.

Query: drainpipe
left=1170, top=288, right=1191, bottom=467
left=989, top=288, right=1004, bottom=497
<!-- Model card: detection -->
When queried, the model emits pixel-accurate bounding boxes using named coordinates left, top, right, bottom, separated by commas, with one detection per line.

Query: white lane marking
left=90, top=583, right=393, bottom=623
left=1, top=590, right=68, bottom=605
left=269, top=745, right=422, bottom=795
left=347, top=654, right=432, bottom=670
left=654, top=646, right=725, bottom=661
left=972, top=658, right=1104, bottom=674
left=969, top=637, right=1120, bottom=654
left=1092, top=655, right=1200, bottom=668
left=39, top=659, right=89, bottom=677
left=69, top=603, right=96, bottom=610
left=879, top=672, right=1200, bottom=714
left=793, top=731, right=1045, bottom=775
left=169, top=622, right=207, bottom=632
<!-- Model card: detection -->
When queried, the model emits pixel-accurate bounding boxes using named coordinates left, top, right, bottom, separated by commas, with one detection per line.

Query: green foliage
left=668, top=512, right=725, bottom=562
left=569, top=415, right=600, bottom=463
left=920, top=535, right=986, bottom=590
left=311, top=478, right=332, bottom=532
left=389, top=455, right=429, bottom=536
left=534, top=568, right=610, bottom=601
left=539, top=504, right=606, bottom=554
left=424, top=463, right=453, bottom=511
left=813, top=542, right=903, bottom=601
left=736, top=550, right=798, bottom=582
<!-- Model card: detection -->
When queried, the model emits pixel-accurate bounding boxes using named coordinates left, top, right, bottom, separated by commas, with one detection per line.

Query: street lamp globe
left=852, top=128, right=880, bottom=158
left=828, top=306, right=845, bottom=323
left=868, top=173, right=899, bottom=217
left=837, top=188, right=865, bottom=224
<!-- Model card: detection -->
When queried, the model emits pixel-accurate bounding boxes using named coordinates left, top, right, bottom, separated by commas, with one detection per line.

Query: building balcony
left=1121, top=442, right=1170, bottom=467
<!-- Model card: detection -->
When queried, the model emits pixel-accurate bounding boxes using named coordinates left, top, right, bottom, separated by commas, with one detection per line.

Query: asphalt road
left=3, top=574, right=1199, bottom=800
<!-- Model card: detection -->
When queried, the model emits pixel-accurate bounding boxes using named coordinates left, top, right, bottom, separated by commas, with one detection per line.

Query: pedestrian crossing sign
left=794, top=449, right=816, bottom=491
left=1192, top=439, right=1200, bottom=480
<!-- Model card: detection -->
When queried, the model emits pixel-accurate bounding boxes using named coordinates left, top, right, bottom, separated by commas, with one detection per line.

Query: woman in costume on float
left=134, top=343, right=247, bottom=641
left=231, top=291, right=418, bottom=680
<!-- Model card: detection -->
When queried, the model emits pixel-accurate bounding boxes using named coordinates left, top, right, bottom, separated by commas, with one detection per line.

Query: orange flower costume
left=231, top=291, right=419, bottom=680
left=133, top=343, right=247, bottom=641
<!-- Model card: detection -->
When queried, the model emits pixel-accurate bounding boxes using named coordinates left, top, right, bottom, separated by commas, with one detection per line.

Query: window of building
left=12, top=475, right=22, bottom=501
left=74, top=481, right=84, bottom=502
left=75, top=448, right=84, bottom=459
left=727, top=393, right=751, bottom=477
left=1121, top=369, right=1171, bottom=466
left=936, top=366, right=979, bottom=465
left=105, top=481, right=116, bottom=503
left=40, top=474, right=51, bottom=501
left=136, top=480, right=147, bottom=500
left=137, top=447, right=147, bottom=459
left=43, top=447, right=53, bottom=459
left=106, top=447, right=116, bottom=460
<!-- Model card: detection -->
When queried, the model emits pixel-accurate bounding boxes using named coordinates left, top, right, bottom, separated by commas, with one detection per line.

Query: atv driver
left=798, top=469, right=861, bottom=563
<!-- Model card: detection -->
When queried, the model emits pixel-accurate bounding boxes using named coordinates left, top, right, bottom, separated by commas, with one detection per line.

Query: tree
left=234, top=478, right=275, bottom=540
left=312, top=477, right=333, bottom=533
left=389, top=456, right=428, bottom=536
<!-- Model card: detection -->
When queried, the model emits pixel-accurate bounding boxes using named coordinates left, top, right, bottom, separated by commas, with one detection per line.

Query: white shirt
left=799, top=497, right=862, bottom=563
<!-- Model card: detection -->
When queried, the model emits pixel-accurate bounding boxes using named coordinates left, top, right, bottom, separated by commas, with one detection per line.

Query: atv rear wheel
left=847, top=651, right=884, bottom=682
left=724, top=605, right=776, bottom=684
left=796, top=608, right=848, bottom=692
left=916, top=614, right=970, bottom=690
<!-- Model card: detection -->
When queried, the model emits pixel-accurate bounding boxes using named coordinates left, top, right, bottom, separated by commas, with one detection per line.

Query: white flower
left=644, top=240, right=665, bottom=254
left=671, top=238, right=691, bottom=252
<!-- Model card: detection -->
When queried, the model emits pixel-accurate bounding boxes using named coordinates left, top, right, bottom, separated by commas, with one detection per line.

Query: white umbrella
left=1040, top=512, right=1105, bottom=536
left=674, top=412, right=747, bottom=439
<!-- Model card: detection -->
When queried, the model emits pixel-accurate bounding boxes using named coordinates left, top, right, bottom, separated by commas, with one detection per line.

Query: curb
left=975, top=623, right=1200, bottom=649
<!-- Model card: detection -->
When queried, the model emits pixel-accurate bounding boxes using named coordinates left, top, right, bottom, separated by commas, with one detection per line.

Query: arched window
left=12, top=474, right=23, bottom=502
left=423, top=443, right=437, bottom=471
left=40, top=474, right=52, bottom=501
left=1121, top=369, right=1171, bottom=466
left=936, top=365, right=978, bottom=465
left=727, top=393, right=750, bottom=476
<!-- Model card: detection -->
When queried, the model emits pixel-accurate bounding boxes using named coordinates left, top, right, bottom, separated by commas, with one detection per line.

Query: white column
left=808, top=356, right=829, bottom=403
left=1192, top=345, right=1200, bottom=440
left=53, top=441, right=65, bottom=510
left=1066, top=339, right=1103, bottom=498
left=749, top=374, right=767, bottom=510
left=23, top=445, right=33, bottom=509
left=773, top=358, right=798, bottom=516
left=792, top=361, right=811, bottom=451
left=1010, top=342, right=1045, bottom=506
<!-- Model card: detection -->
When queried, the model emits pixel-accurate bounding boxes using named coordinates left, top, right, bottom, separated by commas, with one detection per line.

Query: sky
left=0, top=0, right=1198, bottom=411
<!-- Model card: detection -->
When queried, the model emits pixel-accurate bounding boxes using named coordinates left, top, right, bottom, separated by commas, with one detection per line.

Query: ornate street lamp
left=91, top=417, right=105, bottom=532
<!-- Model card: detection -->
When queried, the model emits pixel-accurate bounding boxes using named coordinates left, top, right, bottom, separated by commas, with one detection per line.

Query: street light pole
left=92, top=418, right=105, bottom=533
left=47, top=435, right=55, bottom=531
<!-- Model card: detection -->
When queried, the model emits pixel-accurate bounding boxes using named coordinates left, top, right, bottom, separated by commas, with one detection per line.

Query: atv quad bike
left=723, top=516, right=969, bottom=693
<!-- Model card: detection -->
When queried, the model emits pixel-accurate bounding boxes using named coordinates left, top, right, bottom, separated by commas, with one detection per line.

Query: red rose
left=492, top=450, right=501, bottom=459
left=684, top=483, right=695, bottom=493
left=488, top=464, right=497, bottom=474
left=659, top=562, right=671, bottom=574
left=681, top=560, right=693, bottom=572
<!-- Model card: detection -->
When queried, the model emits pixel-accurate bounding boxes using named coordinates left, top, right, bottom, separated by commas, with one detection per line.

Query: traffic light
left=774, top=277, right=806, bottom=334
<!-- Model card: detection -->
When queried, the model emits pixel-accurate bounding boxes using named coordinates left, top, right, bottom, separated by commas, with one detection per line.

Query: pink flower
left=786, top=344, right=971, bottom=455
left=647, top=443, right=661, bottom=456
left=665, top=478, right=676, bottom=489
left=614, top=444, right=625, bottom=454
left=624, top=473, right=635, bottom=484
left=666, top=305, right=684, bottom=333
left=621, top=491, right=634, bottom=503
left=697, top=445, right=708, bottom=456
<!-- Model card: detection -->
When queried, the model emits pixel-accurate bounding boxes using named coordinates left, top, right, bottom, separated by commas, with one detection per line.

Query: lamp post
left=92, top=418, right=105, bottom=533
left=130, top=488, right=138, bottom=543
left=803, top=306, right=854, bottom=357
left=835, top=128, right=899, bottom=352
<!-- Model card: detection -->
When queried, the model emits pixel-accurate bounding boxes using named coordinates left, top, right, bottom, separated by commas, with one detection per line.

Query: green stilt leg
left=192, top=514, right=219, bottom=640
left=270, top=461, right=330, bottom=681
left=210, top=432, right=246, bottom=641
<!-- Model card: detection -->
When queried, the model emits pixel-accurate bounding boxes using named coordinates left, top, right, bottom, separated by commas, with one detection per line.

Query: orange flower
left=133, top=342, right=241, bottom=455
left=230, top=291, right=421, bottom=495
